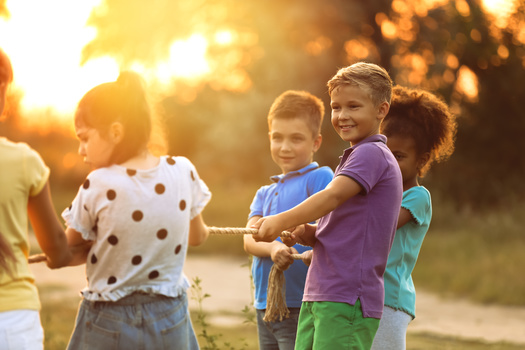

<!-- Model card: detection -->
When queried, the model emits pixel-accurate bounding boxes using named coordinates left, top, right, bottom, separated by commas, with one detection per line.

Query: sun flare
left=0, top=0, right=216, bottom=127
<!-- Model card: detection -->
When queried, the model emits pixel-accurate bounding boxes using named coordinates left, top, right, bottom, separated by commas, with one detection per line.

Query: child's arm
left=27, top=182, right=72, bottom=268
left=65, top=227, right=92, bottom=266
left=252, top=175, right=362, bottom=242
left=397, top=208, right=413, bottom=229
left=188, top=214, right=209, bottom=246
left=244, top=216, right=295, bottom=270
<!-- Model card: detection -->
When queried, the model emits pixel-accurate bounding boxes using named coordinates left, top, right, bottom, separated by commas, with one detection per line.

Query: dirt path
left=30, top=255, right=525, bottom=346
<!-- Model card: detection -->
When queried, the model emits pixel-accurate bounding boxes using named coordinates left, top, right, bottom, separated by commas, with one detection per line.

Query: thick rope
left=263, top=252, right=308, bottom=323
left=28, top=226, right=301, bottom=324
left=28, top=227, right=293, bottom=264
left=208, top=227, right=293, bottom=238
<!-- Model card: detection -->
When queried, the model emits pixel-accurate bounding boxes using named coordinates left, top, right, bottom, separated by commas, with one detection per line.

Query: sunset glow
left=482, top=0, right=519, bottom=28
left=0, top=0, right=117, bottom=119
left=0, top=0, right=221, bottom=125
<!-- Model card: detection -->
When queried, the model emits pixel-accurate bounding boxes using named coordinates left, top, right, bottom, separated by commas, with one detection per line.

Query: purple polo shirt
left=302, top=134, right=402, bottom=319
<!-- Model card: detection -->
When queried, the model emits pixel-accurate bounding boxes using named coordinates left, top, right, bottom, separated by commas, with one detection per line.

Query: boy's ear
left=376, top=101, right=390, bottom=121
left=109, top=122, right=124, bottom=144
left=313, top=134, right=322, bottom=153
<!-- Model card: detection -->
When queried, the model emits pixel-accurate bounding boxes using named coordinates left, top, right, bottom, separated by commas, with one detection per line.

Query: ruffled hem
left=81, top=278, right=191, bottom=302
left=384, top=303, right=416, bottom=319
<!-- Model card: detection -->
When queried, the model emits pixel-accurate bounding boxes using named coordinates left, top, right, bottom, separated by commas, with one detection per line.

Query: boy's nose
left=281, top=140, right=292, bottom=151
left=338, top=110, right=350, bottom=120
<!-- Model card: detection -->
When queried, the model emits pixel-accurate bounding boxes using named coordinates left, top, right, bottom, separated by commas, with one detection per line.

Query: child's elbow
left=188, top=228, right=209, bottom=247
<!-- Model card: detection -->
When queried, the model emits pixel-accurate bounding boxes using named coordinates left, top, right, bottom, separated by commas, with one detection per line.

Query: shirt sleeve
left=248, top=186, right=266, bottom=219
left=61, top=176, right=99, bottom=241
left=184, top=158, right=212, bottom=220
left=338, top=144, right=387, bottom=194
left=307, top=166, right=334, bottom=196
left=25, top=146, right=50, bottom=197
left=401, top=187, right=431, bottom=226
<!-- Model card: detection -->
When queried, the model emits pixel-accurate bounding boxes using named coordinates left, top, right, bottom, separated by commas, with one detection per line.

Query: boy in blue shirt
left=244, top=90, right=333, bottom=350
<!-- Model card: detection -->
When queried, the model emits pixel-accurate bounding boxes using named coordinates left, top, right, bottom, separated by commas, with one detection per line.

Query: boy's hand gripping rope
left=27, top=226, right=300, bottom=323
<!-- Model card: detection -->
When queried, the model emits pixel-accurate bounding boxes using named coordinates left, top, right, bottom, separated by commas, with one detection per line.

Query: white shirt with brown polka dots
left=62, top=156, right=211, bottom=302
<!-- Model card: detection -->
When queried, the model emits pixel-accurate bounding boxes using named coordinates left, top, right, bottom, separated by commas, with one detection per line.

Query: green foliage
left=190, top=277, right=251, bottom=350
left=414, top=200, right=525, bottom=305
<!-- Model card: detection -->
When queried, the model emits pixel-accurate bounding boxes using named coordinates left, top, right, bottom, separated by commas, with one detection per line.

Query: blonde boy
left=253, top=63, right=403, bottom=349
left=244, top=90, right=333, bottom=350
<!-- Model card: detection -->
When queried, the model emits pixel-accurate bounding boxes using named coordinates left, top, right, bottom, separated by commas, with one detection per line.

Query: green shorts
left=295, top=299, right=380, bottom=350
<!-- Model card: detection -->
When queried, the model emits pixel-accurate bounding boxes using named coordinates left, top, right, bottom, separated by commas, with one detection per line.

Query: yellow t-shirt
left=0, top=137, right=50, bottom=312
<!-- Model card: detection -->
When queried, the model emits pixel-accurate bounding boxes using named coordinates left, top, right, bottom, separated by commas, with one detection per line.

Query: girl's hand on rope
left=300, top=250, right=313, bottom=267
left=271, top=244, right=298, bottom=271
left=281, top=225, right=304, bottom=247
left=251, top=215, right=289, bottom=243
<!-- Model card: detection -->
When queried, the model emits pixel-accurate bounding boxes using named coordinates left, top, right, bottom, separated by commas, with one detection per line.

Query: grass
left=413, top=199, right=525, bottom=306
left=36, top=182, right=525, bottom=348
left=38, top=286, right=523, bottom=350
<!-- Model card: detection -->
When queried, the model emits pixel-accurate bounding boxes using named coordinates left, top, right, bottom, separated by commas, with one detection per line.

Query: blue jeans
left=256, top=307, right=300, bottom=350
left=67, top=292, right=199, bottom=350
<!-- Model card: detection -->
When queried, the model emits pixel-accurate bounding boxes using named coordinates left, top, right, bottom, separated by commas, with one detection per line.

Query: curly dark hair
left=380, top=85, right=457, bottom=177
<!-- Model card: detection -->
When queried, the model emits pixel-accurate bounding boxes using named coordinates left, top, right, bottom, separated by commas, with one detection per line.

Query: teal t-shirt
left=383, top=186, right=432, bottom=319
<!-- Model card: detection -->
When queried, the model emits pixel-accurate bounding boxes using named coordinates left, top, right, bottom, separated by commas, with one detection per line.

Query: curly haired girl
left=371, top=85, right=457, bottom=350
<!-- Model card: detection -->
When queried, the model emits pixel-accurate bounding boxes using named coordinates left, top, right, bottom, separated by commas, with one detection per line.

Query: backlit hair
left=268, top=90, right=325, bottom=137
left=0, top=48, right=13, bottom=85
left=327, top=62, right=392, bottom=106
left=381, top=85, right=457, bottom=177
left=75, top=71, right=153, bottom=165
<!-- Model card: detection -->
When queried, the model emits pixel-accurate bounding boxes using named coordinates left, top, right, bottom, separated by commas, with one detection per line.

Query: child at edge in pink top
left=252, top=62, right=403, bottom=349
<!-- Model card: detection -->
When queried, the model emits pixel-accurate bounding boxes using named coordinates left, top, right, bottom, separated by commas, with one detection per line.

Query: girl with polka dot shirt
left=62, top=72, right=211, bottom=350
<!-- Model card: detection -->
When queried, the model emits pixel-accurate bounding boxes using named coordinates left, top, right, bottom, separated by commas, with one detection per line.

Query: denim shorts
left=67, top=291, right=199, bottom=350
left=256, top=307, right=300, bottom=350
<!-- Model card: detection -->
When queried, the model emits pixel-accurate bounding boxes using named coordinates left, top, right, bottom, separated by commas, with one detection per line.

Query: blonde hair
left=268, top=90, right=325, bottom=138
left=327, top=62, right=393, bottom=106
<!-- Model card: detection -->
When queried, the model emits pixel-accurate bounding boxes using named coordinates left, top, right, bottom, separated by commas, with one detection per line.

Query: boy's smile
left=330, top=85, right=389, bottom=146
left=269, top=117, right=321, bottom=175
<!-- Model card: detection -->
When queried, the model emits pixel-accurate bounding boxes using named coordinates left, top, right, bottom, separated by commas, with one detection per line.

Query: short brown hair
left=327, top=62, right=392, bottom=106
left=268, top=90, right=325, bottom=137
